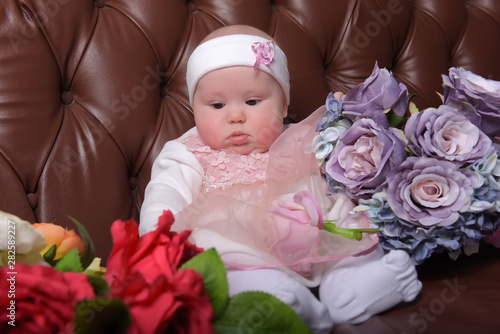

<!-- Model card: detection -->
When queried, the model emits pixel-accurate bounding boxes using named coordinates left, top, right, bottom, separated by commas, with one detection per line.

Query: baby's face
left=192, top=66, right=287, bottom=154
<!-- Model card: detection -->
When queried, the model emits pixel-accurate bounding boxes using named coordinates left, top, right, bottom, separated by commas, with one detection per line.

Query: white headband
left=186, top=34, right=290, bottom=106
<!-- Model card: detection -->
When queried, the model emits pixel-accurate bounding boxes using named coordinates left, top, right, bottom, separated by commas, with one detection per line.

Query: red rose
left=164, top=269, right=214, bottom=334
left=0, top=264, right=95, bottom=333
left=111, top=268, right=213, bottom=334
left=105, top=211, right=212, bottom=334
left=105, top=210, right=204, bottom=286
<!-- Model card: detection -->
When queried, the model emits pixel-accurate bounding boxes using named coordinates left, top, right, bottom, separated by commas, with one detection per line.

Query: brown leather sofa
left=1, top=0, right=499, bottom=333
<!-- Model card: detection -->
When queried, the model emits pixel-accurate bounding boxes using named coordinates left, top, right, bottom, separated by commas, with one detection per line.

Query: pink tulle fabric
left=174, top=106, right=378, bottom=275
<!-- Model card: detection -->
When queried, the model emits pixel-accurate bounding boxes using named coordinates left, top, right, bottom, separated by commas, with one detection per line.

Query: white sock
left=319, top=247, right=422, bottom=324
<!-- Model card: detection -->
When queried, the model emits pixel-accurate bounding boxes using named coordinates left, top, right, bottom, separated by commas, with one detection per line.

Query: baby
left=140, top=25, right=421, bottom=333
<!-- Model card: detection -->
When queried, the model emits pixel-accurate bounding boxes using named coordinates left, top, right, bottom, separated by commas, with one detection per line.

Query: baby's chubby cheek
left=198, top=129, right=220, bottom=148
left=256, top=119, right=284, bottom=144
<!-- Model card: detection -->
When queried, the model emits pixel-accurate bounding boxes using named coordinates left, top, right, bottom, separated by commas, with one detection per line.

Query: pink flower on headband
left=252, top=41, right=275, bottom=70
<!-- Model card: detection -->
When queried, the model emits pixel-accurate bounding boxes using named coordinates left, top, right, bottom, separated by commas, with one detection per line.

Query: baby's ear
left=282, top=96, right=288, bottom=117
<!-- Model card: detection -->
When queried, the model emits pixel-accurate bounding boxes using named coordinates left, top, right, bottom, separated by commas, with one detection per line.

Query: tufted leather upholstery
left=1, top=0, right=500, bottom=332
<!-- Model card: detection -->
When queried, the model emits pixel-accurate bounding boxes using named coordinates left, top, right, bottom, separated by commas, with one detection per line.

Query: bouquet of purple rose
left=313, top=63, right=500, bottom=265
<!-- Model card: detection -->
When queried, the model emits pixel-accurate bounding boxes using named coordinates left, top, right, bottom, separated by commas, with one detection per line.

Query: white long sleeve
left=139, top=128, right=204, bottom=236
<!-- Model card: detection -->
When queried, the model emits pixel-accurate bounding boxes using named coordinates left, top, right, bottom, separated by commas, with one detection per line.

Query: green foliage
left=385, top=93, right=419, bottom=128
left=213, top=292, right=312, bottom=334
left=74, top=298, right=131, bottom=334
left=54, top=248, right=83, bottom=273
left=68, top=216, right=96, bottom=269
left=86, top=274, right=110, bottom=297
left=182, top=248, right=311, bottom=333
left=385, top=107, right=406, bottom=128
left=42, top=244, right=58, bottom=265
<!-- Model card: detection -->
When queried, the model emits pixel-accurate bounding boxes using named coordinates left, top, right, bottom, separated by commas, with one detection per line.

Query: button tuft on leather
left=61, top=91, right=74, bottom=105
left=160, top=84, right=168, bottom=98
left=95, top=0, right=105, bottom=9
left=27, top=193, right=38, bottom=210
left=129, top=177, right=138, bottom=191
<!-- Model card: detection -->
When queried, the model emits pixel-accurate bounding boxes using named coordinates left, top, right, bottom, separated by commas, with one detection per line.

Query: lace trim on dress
left=178, top=134, right=269, bottom=192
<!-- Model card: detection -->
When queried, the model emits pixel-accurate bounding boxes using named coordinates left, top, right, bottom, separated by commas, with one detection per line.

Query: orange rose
left=32, top=223, right=84, bottom=260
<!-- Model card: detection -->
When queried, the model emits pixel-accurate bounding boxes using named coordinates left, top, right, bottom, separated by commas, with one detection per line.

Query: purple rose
left=387, top=157, right=474, bottom=227
left=325, top=118, right=408, bottom=198
left=405, top=105, right=491, bottom=166
left=443, top=67, right=500, bottom=137
left=342, top=63, right=409, bottom=127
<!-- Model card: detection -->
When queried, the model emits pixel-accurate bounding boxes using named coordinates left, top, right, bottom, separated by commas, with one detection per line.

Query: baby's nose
left=227, top=107, right=246, bottom=123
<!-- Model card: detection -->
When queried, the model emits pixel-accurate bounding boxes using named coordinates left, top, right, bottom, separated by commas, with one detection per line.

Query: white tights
left=226, top=267, right=334, bottom=334
left=226, top=246, right=422, bottom=333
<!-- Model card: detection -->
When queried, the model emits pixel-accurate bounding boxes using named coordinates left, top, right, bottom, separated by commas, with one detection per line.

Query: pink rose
left=269, top=191, right=322, bottom=256
left=252, top=41, right=275, bottom=69
left=0, top=264, right=95, bottom=333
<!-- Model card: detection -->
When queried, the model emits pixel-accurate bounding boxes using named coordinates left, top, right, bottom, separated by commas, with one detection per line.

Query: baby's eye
left=246, top=99, right=260, bottom=106
left=211, top=103, right=225, bottom=109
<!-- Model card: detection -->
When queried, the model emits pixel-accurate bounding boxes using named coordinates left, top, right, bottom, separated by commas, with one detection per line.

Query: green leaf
left=68, top=216, right=96, bottom=270
left=386, top=108, right=406, bottom=128
left=180, top=248, right=229, bottom=320
left=73, top=298, right=131, bottom=334
left=408, top=101, right=419, bottom=115
left=54, top=248, right=83, bottom=273
left=213, top=291, right=311, bottom=334
left=86, top=274, right=110, bottom=297
left=42, top=244, right=57, bottom=265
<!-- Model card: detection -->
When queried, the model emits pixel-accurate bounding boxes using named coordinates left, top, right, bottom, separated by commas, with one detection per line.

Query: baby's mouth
left=228, top=132, right=249, bottom=145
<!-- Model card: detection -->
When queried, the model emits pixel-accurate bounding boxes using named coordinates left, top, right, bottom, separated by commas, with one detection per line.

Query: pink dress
left=174, top=107, right=378, bottom=277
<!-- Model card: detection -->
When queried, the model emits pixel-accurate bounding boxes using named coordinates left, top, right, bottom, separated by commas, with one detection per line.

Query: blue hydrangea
left=469, top=149, right=500, bottom=212
left=357, top=193, right=500, bottom=265
left=316, top=92, right=344, bottom=131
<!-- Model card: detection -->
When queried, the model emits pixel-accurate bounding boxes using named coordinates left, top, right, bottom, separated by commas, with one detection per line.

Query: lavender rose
left=405, top=105, right=491, bottom=165
left=325, top=118, right=408, bottom=198
left=342, top=63, right=409, bottom=127
left=387, top=157, right=474, bottom=227
left=443, top=67, right=500, bottom=137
